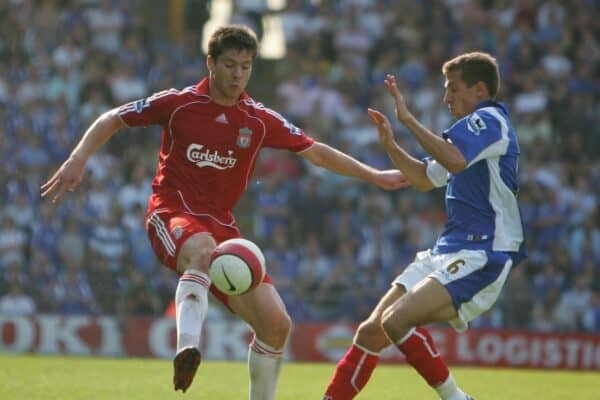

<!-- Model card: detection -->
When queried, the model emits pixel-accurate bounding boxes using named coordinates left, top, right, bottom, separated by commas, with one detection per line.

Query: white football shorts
left=393, top=248, right=513, bottom=332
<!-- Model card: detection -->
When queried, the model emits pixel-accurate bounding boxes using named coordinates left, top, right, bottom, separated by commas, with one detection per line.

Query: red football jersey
left=118, top=78, right=314, bottom=225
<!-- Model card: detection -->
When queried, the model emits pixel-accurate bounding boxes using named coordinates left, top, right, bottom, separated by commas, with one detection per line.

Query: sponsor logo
left=315, top=325, right=354, bottom=361
left=222, top=267, right=237, bottom=292
left=186, top=144, right=238, bottom=170
left=467, top=113, right=486, bottom=135
left=237, top=127, right=253, bottom=148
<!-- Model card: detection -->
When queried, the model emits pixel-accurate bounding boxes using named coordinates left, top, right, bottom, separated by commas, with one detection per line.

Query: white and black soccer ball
left=208, top=238, right=266, bottom=296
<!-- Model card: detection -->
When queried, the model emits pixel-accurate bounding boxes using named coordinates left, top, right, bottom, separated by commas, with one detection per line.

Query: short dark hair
left=208, top=25, right=259, bottom=61
left=442, top=52, right=500, bottom=98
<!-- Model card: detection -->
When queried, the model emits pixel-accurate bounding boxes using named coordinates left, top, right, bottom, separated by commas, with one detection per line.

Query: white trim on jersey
left=176, top=190, right=238, bottom=228
left=425, top=158, right=449, bottom=187
left=236, top=100, right=267, bottom=191
left=118, top=88, right=180, bottom=116
left=479, top=107, right=523, bottom=252
left=465, top=106, right=510, bottom=167
left=487, top=158, right=524, bottom=251
left=242, top=98, right=302, bottom=135
left=296, top=142, right=316, bottom=154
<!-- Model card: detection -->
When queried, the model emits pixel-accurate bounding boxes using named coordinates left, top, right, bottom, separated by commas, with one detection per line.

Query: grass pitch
left=1, top=353, right=598, bottom=399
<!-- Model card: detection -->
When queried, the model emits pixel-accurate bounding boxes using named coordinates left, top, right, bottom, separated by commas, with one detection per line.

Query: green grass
left=0, top=353, right=598, bottom=399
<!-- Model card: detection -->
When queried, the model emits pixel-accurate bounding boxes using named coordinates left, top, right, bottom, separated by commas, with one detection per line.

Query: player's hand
left=40, top=155, right=87, bottom=203
left=384, top=74, right=412, bottom=123
left=367, top=108, right=396, bottom=149
left=374, top=169, right=411, bottom=191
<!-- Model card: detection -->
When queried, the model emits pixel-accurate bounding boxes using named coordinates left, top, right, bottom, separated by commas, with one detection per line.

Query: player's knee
left=274, top=314, right=292, bottom=346
left=355, top=319, right=387, bottom=351
left=177, top=233, right=216, bottom=273
left=262, top=314, right=292, bottom=349
left=357, top=319, right=379, bottom=337
left=381, top=308, right=407, bottom=340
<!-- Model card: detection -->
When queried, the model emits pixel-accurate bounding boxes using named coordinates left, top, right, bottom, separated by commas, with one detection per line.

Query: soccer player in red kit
left=41, top=25, right=407, bottom=398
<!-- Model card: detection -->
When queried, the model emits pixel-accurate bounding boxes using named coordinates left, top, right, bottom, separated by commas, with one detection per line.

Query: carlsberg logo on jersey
left=187, top=144, right=238, bottom=170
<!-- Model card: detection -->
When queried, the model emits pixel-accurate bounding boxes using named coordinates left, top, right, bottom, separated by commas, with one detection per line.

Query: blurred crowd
left=0, top=0, right=599, bottom=334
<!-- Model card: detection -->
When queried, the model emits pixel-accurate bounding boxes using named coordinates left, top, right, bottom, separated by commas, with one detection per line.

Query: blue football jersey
left=425, top=101, right=526, bottom=261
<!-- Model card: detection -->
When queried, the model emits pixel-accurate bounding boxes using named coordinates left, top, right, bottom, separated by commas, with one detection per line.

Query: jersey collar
left=195, top=77, right=250, bottom=102
left=476, top=99, right=508, bottom=114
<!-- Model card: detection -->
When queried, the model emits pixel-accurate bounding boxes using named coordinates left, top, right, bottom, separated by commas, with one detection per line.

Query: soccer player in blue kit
left=324, top=52, right=526, bottom=400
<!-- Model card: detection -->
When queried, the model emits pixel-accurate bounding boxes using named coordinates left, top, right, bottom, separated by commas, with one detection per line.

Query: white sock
left=434, top=374, right=468, bottom=400
left=248, top=337, right=284, bottom=400
left=175, top=270, right=210, bottom=353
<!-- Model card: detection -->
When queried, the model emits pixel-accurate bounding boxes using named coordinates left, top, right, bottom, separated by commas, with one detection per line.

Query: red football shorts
left=146, top=209, right=272, bottom=309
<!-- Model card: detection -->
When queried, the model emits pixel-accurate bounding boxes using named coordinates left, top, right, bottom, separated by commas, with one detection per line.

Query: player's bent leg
left=173, top=232, right=216, bottom=392
left=381, top=277, right=456, bottom=340
left=355, top=283, right=407, bottom=349
left=323, top=285, right=406, bottom=400
left=381, top=278, right=470, bottom=400
left=228, top=282, right=291, bottom=400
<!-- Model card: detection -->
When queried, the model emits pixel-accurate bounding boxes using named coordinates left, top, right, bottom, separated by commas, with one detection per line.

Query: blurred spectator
left=0, top=281, right=36, bottom=316
left=263, top=225, right=298, bottom=305
left=27, top=250, right=59, bottom=313
left=296, top=233, right=333, bottom=311
left=56, top=215, right=86, bottom=267
left=89, top=210, right=127, bottom=268
left=582, top=289, right=600, bottom=333
left=529, top=302, right=557, bottom=332
left=501, top=266, right=535, bottom=329
left=120, top=268, right=162, bottom=316
left=86, top=0, right=126, bottom=54
left=4, top=191, right=34, bottom=229
left=86, top=256, right=122, bottom=315
left=311, top=242, right=358, bottom=321
left=118, top=164, right=152, bottom=212
left=553, top=274, right=593, bottom=331
left=253, top=174, right=291, bottom=241
left=53, top=258, right=98, bottom=315
left=0, top=215, right=27, bottom=269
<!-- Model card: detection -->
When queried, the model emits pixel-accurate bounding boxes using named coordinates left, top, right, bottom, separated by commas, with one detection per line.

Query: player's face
left=207, top=48, right=254, bottom=105
left=442, top=70, right=482, bottom=119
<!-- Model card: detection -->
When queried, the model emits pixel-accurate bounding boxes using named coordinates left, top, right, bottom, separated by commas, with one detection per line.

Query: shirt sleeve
left=424, top=156, right=449, bottom=187
left=259, top=106, right=315, bottom=152
left=443, top=108, right=509, bottom=166
left=117, top=88, right=180, bottom=127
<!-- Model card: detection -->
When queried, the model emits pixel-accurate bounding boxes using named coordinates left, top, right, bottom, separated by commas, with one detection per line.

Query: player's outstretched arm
left=298, top=142, right=409, bottom=191
left=367, top=108, right=434, bottom=192
left=41, top=108, right=127, bottom=203
left=383, top=74, right=466, bottom=174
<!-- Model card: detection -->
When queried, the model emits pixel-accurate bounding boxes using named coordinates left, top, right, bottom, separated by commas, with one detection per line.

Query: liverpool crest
left=237, top=127, right=253, bottom=148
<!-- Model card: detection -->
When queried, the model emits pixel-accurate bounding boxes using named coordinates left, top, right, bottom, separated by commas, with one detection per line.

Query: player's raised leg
left=228, top=282, right=291, bottom=400
left=173, top=232, right=215, bottom=392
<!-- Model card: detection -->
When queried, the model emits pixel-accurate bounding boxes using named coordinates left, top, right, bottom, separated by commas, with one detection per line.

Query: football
left=208, top=238, right=266, bottom=296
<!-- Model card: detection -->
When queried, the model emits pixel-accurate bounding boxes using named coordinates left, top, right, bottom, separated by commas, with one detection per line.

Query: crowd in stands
left=0, top=0, right=599, bottom=333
